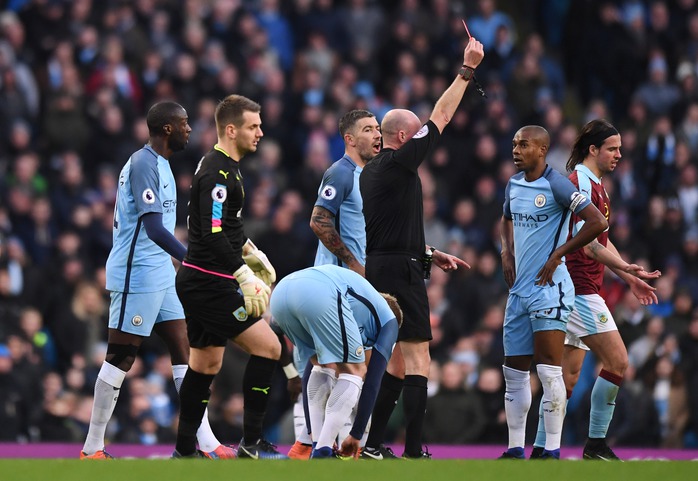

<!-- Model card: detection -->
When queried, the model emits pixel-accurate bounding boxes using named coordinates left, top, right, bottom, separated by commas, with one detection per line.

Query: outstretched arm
left=584, top=239, right=661, bottom=281
left=310, top=205, right=364, bottom=277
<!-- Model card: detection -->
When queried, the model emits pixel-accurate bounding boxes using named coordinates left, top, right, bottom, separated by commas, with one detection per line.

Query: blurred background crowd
left=1, top=0, right=698, bottom=450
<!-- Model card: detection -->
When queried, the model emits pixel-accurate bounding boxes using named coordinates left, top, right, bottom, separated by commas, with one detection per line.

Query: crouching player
left=270, top=264, right=402, bottom=459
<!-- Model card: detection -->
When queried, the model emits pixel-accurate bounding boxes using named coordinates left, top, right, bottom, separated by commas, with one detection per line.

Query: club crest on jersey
left=142, top=189, right=155, bottom=204
left=233, top=307, right=248, bottom=322
left=132, top=315, right=143, bottom=326
left=356, top=346, right=364, bottom=357
left=321, top=185, right=337, bottom=200
left=597, top=313, right=608, bottom=324
left=534, top=194, right=546, bottom=207
left=212, top=185, right=227, bottom=203
left=412, top=124, right=429, bottom=139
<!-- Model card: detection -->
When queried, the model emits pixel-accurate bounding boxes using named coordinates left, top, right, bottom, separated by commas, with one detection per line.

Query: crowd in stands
left=1, top=0, right=698, bottom=449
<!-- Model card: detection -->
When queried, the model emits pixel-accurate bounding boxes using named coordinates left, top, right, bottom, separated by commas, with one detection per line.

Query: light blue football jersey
left=503, top=165, right=590, bottom=297
left=279, top=265, right=395, bottom=360
left=313, top=154, right=366, bottom=268
left=106, top=145, right=178, bottom=293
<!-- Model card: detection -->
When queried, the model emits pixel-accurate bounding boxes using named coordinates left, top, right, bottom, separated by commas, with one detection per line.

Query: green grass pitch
left=0, top=459, right=695, bottom=481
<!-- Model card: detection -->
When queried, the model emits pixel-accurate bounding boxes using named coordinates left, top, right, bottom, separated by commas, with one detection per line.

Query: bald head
left=381, top=109, right=422, bottom=149
left=516, top=125, right=550, bottom=149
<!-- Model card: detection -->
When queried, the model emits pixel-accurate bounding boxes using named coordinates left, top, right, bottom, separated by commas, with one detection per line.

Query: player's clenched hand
left=234, top=264, right=271, bottom=317
left=242, top=239, right=276, bottom=286
left=338, top=435, right=361, bottom=460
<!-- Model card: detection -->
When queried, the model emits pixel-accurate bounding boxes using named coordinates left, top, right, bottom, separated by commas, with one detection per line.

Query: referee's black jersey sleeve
left=184, top=149, right=245, bottom=274
left=360, top=121, right=441, bottom=256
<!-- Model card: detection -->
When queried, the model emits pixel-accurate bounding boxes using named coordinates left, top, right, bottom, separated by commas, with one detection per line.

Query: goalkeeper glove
left=242, top=239, right=276, bottom=286
left=233, top=264, right=271, bottom=318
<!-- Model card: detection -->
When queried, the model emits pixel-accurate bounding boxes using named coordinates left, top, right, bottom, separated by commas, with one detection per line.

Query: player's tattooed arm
left=310, top=206, right=365, bottom=277
left=584, top=239, right=661, bottom=280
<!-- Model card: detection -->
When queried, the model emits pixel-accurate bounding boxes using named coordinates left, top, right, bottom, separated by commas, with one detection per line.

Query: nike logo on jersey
left=252, top=386, right=270, bottom=395
left=164, top=183, right=169, bottom=188
left=219, top=170, right=229, bottom=179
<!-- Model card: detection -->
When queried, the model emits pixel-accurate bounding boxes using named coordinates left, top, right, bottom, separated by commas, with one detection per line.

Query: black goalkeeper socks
left=242, top=355, right=278, bottom=442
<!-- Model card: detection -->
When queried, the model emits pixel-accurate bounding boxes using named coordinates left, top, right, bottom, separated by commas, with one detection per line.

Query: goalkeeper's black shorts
left=365, top=253, right=432, bottom=342
left=176, top=264, right=263, bottom=347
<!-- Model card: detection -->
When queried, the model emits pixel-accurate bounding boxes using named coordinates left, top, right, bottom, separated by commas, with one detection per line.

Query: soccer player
left=270, top=264, right=402, bottom=459
left=285, top=109, right=382, bottom=460
left=499, top=125, right=608, bottom=460
left=311, top=109, right=381, bottom=276
left=530, top=120, right=661, bottom=460
left=359, top=38, right=484, bottom=459
left=173, top=94, right=285, bottom=459
left=81, top=101, right=234, bottom=460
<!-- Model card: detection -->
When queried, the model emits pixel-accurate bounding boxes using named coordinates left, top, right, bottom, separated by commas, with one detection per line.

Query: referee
left=359, top=37, right=484, bottom=459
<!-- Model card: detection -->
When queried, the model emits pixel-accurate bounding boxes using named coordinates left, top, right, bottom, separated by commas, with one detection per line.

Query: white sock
left=503, top=365, right=531, bottom=450
left=173, top=364, right=220, bottom=452
left=307, top=366, right=336, bottom=442
left=317, top=374, right=362, bottom=449
left=293, top=397, right=312, bottom=444
left=337, top=379, right=363, bottom=444
left=83, top=362, right=126, bottom=454
left=536, top=363, right=566, bottom=451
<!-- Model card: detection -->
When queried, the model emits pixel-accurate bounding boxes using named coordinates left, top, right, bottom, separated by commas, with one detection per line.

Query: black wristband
left=458, top=65, right=475, bottom=81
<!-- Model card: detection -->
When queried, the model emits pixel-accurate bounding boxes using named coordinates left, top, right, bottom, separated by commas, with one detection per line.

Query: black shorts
left=365, top=253, right=431, bottom=342
left=175, top=265, right=262, bottom=348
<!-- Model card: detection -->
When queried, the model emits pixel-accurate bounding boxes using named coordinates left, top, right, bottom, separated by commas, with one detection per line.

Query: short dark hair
left=567, top=119, right=619, bottom=172
left=338, top=109, right=375, bottom=137
left=146, top=101, right=185, bottom=137
left=215, top=94, right=261, bottom=136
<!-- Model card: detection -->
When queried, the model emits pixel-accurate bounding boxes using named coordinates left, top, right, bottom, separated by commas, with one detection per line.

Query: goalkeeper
left=174, top=95, right=285, bottom=459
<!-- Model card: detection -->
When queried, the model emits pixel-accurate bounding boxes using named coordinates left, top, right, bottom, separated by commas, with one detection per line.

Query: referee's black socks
left=402, top=374, right=428, bottom=457
left=365, top=372, right=404, bottom=449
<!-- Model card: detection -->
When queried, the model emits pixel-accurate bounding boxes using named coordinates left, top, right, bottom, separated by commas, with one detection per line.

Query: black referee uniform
left=176, top=146, right=259, bottom=348
left=359, top=120, right=441, bottom=341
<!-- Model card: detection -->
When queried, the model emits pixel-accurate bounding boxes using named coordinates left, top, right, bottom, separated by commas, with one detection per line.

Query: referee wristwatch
left=458, top=65, right=476, bottom=81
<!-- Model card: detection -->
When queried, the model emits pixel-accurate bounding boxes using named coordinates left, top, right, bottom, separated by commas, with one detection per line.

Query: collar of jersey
left=214, top=143, right=237, bottom=161
left=574, top=164, right=601, bottom=184
left=143, top=144, right=159, bottom=159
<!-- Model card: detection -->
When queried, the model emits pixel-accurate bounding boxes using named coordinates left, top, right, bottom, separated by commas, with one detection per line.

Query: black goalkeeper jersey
left=183, top=145, right=246, bottom=275
left=360, top=120, right=441, bottom=257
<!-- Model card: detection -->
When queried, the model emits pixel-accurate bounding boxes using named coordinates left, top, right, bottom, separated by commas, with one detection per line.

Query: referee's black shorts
left=175, top=265, right=263, bottom=348
left=365, top=253, right=431, bottom=342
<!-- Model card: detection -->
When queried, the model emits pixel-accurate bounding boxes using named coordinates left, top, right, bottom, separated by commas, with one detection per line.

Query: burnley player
left=531, top=120, right=661, bottom=460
